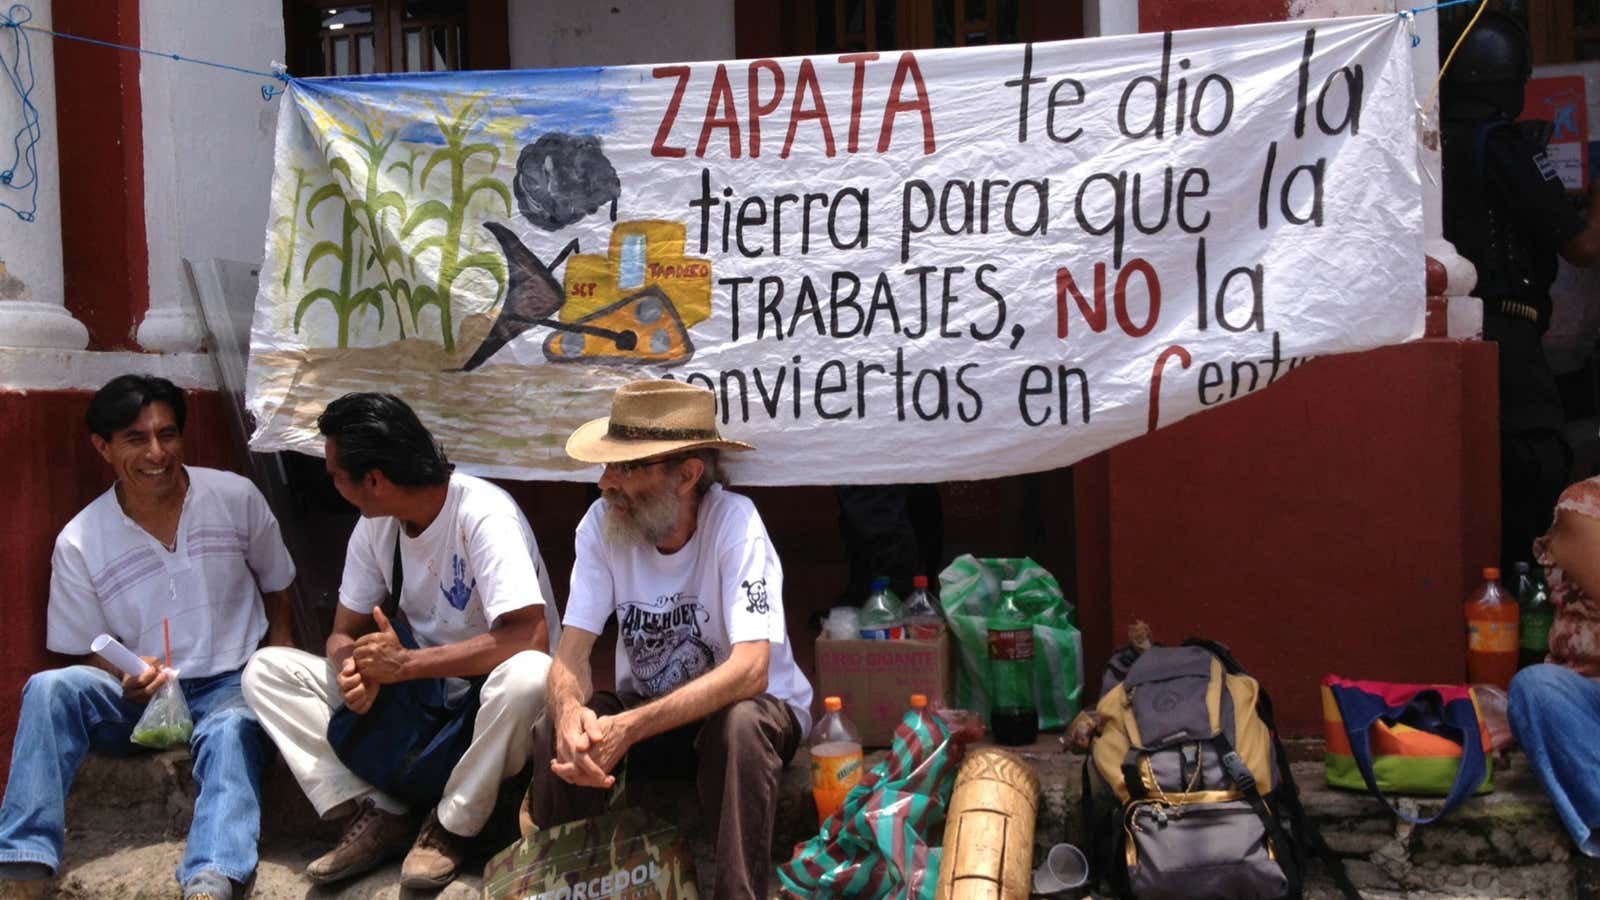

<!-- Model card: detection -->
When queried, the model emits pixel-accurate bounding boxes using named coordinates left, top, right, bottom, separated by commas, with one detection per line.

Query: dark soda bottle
left=1519, top=566, right=1553, bottom=670
left=988, top=578, right=1038, bottom=745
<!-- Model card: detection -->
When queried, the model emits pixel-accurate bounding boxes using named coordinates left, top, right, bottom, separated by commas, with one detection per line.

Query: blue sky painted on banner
left=292, top=67, right=624, bottom=143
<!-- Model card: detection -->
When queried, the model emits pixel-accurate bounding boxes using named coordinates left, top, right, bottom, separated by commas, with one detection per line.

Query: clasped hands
left=551, top=705, right=632, bottom=789
left=337, top=607, right=409, bottom=714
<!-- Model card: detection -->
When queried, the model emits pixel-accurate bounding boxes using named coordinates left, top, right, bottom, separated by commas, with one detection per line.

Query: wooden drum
left=936, top=747, right=1040, bottom=900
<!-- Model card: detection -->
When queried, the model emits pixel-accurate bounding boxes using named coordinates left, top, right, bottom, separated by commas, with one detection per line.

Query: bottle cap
left=1000, top=578, right=1019, bottom=591
left=824, top=696, right=842, bottom=711
left=913, top=575, right=929, bottom=588
left=1514, top=561, right=1531, bottom=574
left=870, top=576, right=889, bottom=591
left=1483, top=567, right=1500, bottom=580
left=910, top=693, right=927, bottom=708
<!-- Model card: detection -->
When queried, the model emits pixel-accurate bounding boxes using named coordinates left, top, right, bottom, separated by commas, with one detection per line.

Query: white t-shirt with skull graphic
left=565, top=484, right=813, bottom=733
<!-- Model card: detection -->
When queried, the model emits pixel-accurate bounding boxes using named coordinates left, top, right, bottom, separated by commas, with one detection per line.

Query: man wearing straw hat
left=0, top=375, right=297, bottom=900
left=526, top=379, right=813, bottom=900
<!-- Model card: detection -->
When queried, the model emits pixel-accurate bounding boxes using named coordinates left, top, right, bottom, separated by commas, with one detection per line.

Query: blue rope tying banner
left=0, top=4, right=39, bottom=222
left=1401, top=0, right=1484, bottom=46
left=0, top=2, right=292, bottom=222
left=1409, top=0, right=1482, bottom=15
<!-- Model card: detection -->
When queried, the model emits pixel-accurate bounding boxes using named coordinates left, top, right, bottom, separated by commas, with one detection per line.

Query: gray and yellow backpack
left=1083, top=639, right=1325, bottom=900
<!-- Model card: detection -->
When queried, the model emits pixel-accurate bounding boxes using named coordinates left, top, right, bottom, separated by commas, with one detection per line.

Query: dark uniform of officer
left=1441, top=12, right=1600, bottom=570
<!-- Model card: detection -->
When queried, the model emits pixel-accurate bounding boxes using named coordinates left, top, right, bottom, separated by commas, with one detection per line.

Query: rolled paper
left=936, top=747, right=1040, bottom=900
left=90, top=634, right=152, bottom=677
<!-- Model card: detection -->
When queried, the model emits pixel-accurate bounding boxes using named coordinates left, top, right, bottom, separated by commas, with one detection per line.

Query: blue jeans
left=0, top=666, right=270, bottom=888
left=1510, top=663, right=1600, bottom=856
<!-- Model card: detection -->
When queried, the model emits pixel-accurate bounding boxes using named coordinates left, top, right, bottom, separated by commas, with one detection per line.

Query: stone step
left=54, top=738, right=1592, bottom=899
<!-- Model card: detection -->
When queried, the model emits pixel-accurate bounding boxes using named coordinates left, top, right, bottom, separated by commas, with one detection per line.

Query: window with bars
left=743, top=0, right=1078, bottom=57
left=284, top=0, right=477, bottom=77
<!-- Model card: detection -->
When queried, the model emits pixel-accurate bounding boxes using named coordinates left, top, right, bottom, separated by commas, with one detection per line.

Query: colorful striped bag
left=777, top=704, right=975, bottom=899
left=1321, top=676, right=1493, bottom=824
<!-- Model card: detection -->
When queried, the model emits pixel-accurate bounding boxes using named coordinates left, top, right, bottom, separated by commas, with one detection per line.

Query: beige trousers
left=241, top=646, right=550, bottom=836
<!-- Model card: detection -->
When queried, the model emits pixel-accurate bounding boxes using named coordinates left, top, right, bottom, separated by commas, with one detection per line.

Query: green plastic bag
left=938, top=555, right=1081, bottom=731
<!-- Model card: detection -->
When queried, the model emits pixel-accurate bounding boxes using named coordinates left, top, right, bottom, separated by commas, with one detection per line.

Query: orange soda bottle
left=1465, top=566, right=1519, bottom=690
left=808, top=696, right=864, bottom=823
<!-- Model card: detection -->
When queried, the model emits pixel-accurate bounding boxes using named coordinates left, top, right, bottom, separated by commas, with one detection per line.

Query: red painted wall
left=1076, top=340, right=1500, bottom=735
left=53, top=0, right=146, bottom=350
left=0, top=390, right=238, bottom=777
left=1140, top=0, right=1288, bottom=32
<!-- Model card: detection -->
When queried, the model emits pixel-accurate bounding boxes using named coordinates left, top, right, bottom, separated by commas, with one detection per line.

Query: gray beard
left=602, top=486, right=681, bottom=548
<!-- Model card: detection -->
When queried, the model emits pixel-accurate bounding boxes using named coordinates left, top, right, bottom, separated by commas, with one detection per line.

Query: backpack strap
left=1184, top=639, right=1363, bottom=900
left=385, top=530, right=403, bottom=621
left=1121, top=749, right=1149, bottom=800
left=1211, top=732, right=1303, bottom=899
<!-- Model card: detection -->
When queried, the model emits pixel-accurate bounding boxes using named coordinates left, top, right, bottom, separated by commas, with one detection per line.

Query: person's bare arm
left=263, top=588, right=295, bottom=648
left=547, top=625, right=597, bottom=730
left=1548, top=508, right=1600, bottom=599
left=553, top=640, right=770, bottom=788
left=543, top=626, right=611, bottom=785
left=351, top=606, right=543, bottom=682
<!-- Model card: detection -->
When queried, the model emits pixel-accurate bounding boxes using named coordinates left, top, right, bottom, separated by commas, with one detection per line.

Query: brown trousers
left=527, top=691, right=801, bottom=900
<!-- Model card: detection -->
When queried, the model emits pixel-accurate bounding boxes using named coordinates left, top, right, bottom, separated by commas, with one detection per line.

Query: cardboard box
left=814, top=633, right=952, bottom=747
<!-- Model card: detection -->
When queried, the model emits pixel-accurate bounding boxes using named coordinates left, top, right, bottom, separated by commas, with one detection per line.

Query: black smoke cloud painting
left=513, top=133, right=622, bottom=231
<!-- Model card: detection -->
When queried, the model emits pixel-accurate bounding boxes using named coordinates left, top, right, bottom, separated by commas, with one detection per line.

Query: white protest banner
left=247, top=15, right=1423, bottom=484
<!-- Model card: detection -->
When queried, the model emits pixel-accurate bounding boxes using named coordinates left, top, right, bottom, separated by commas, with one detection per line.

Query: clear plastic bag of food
left=131, top=670, right=194, bottom=749
left=1472, top=683, right=1515, bottom=752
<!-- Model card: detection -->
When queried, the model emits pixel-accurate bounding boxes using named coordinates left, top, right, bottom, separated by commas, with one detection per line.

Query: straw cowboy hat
left=566, top=379, right=754, bottom=464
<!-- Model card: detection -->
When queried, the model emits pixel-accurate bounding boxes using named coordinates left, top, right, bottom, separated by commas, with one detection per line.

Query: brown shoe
left=400, top=809, right=469, bottom=889
left=305, top=797, right=415, bottom=884
left=0, top=880, right=50, bottom=900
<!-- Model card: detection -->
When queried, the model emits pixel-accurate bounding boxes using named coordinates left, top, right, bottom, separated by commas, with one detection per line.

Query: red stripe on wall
left=1140, top=0, right=1290, bottom=32
left=53, top=0, right=147, bottom=350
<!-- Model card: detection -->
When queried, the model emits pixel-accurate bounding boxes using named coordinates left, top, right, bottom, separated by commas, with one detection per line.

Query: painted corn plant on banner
left=247, top=14, right=1424, bottom=485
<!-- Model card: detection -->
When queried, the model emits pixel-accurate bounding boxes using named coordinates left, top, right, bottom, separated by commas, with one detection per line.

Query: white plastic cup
left=1032, top=842, right=1089, bottom=895
left=823, top=607, right=860, bottom=640
left=90, top=634, right=152, bottom=677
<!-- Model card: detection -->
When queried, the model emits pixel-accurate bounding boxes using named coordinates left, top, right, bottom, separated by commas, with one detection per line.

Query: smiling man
left=0, top=375, right=296, bottom=900
left=242, top=392, right=559, bottom=890
left=526, top=379, right=812, bottom=900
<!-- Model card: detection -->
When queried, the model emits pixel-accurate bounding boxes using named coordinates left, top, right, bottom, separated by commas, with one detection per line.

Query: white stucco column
left=136, top=0, right=282, bottom=353
left=0, top=0, right=87, bottom=350
left=1084, top=0, right=1139, bottom=37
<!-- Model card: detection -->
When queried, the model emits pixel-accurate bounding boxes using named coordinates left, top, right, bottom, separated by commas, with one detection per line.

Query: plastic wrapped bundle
left=779, top=704, right=983, bottom=899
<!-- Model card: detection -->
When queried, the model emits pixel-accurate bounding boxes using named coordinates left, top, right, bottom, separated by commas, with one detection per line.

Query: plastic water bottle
left=1466, top=566, right=1518, bottom=690
left=988, top=578, right=1038, bottom=745
left=858, top=576, right=906, bottom=639
left=808, top=696, right=864, bottom=823
left=903, top=574, right=945, bottom=640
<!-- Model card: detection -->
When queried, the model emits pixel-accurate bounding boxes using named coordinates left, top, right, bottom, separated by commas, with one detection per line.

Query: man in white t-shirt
left=527, top=379, right=812, bottom=900
left=242, top=393, right=558, bottom=890
left=0, top=375, right=297, bottom=900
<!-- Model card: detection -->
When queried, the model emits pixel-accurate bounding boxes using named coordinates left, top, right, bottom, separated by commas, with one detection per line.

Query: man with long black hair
left=243, top=392, right=559, bottom=890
